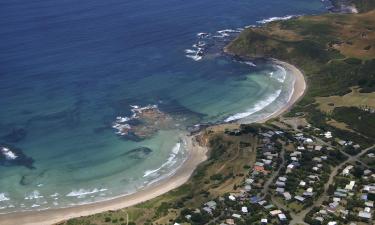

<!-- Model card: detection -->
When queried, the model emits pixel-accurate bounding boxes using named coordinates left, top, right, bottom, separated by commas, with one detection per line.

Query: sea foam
left=0, top=193, right=10, bottom=202
left=224, top=89, right=282, bottom=122
left=143, top=142, right=181, bottom=178
left=257, top=15, right=300, bottom=24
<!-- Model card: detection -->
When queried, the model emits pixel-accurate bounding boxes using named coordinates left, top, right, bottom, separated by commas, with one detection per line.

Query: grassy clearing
left=316, top=87, right=375, bottom=113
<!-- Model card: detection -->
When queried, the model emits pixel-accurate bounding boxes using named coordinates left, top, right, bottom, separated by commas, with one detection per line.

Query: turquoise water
left=0, top=0, right=327, bottom=212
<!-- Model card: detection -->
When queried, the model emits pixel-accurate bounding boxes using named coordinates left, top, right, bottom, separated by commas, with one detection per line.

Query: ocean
left=0, top=0, right=327, bottom=213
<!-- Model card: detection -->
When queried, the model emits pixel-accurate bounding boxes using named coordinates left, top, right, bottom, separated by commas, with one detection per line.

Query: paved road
left=261, top=148, right=286, bottom=197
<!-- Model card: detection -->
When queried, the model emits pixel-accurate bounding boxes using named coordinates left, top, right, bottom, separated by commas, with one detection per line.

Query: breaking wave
left=224, top=89, right=282, bottom=122
left=257, top=15, right=300, bottom=24
left=143, top=142, right=182, bottom=178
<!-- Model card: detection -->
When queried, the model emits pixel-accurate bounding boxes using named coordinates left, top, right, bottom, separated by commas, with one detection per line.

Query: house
left=254, top=165, right=268, bottom=174
left=202, top=207, right=213, bottom=214
left=205, top=201, right=217, bottom=209
left=278, top=213, right=287, bottom=221
left=342, top=165, right=353, bottom=176
left=276, top=181, right=286, bottom=187
left=299, top=181, right=306, bottom=187
left=303, top=191, right=314, bottom=197
left=228, top=195, right=236, bottom=201
left=327, top=222, right=337, bottom=225
left=232, top=213, right=241, bottom=219
left=241, top=207, right=248, bottom=213
left=363, top=185, right=375, bottom=193
left=283, top=192, right=292, bottom=201
left=260, top=218, right=268, bottom=224
left=245, top=178, right=254, bottom=184
left=334, top=191, right=347, bottom=198
left=315, top=145, right=323, bottom=151
left=276, top=187, right=285, bottom=193
left=345, top=181, right=355, bottom=191
left=294, top=196, right=305, bottom=202
left=269, top=210, right=282, bottom=216
left=324, top=131, right=332, bottom=138
left=225, top=219, right=235, bottom=225
left=358, top=211, right=372, bottom=219
left=365, top=201, right=374, bottom=207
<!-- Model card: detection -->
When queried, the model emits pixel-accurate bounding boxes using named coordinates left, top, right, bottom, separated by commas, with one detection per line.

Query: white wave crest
left=24, top=190, right=43, bottom=200
left=0, top=193, right=10, bottom=201
left=1, top=147, right=18, bottom=160
left=66, top=188, right=107, bottom=198
left=270, top=65, right=287, bottom=83
left=186, top=54, right=203, bottom=61
left=185, top=49, right=197, bottom=54
left=257, top=15, right=299, bottom=24
left=143, top=142, right=181, bottom=178
left=224, top=89, right=282, bottom=122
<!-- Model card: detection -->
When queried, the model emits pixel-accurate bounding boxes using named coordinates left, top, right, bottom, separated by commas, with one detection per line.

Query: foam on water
left=257, top=15, right=300, bottom=24
left=143, top=142, right=182, bottom=178
left=269, top=65, right=287, bottom=83
left=224, top=89, right=282, bottom=122
left=0, top=193, right=10, bottom=202
left=66, top=188, right=107, bottom=199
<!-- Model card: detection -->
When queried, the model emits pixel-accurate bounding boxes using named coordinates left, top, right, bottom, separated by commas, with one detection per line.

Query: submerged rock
left=112, top=105, right=175, bottom=140
left=121, top=147, right=152, bottom=159
left=0, top=144, right=35, bottom=169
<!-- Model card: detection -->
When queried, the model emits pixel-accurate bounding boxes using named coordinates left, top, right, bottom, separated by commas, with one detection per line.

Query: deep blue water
left=0, top=0, right=326, bottom=212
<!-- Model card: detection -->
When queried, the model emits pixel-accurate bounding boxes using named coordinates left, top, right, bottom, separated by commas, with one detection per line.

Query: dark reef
left=121, top=147, right=153, bottom=159
left=0, top=144, right=35, bottom=169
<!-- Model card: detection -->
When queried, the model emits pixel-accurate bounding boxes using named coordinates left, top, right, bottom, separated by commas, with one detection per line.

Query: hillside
left=226, top=7, right=375, bottom=146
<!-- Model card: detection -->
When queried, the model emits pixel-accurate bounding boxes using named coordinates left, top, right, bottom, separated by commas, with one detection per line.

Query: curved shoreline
left=0, top=60, right=306, bottom=225
left=0, top=135, right=208, bottom=225
left=245, top=59, right=307, bottom=123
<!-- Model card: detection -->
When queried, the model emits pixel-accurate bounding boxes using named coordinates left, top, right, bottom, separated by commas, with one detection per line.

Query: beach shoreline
left=0, top=135, right=208, bottom=225
left=245, top=59, right=307, bottom=123
left=0, top=59, right=306, bottom=225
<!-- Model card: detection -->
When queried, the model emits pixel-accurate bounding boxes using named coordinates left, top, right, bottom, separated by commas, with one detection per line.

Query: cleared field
left=316, top=87, right=375, bottom=113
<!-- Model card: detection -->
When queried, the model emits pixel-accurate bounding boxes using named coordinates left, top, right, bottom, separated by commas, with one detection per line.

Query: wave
left=269, top=65, right=287, bottom=83
left=185, top=54, right=203, bottom=61
left=24, top=190, right=43, bottom=200
left=0, top=193, right=10, bottom=202
left=66, top=188, right=107, bottom=198
left=143, top=142, right=181, bottom=178
left=224, top=89, right=282, bottom=122
left=257, top=15, right=300, bottom=24
left=185, top=49, right=197, bottom=54
left=1, top=147, right=18, bottom=160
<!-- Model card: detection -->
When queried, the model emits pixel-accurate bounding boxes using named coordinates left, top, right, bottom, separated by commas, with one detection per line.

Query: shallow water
left=0, top=0, right=326, bottom=212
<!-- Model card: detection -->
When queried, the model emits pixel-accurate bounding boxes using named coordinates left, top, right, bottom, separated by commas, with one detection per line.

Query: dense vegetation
left=332, top=106, right=375, bottom=139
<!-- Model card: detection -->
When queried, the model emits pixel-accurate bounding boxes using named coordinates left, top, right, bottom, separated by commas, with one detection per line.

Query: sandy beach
left=0, top=135, right=208, bottom=225
left=0, top=60, right=306, bottom=225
